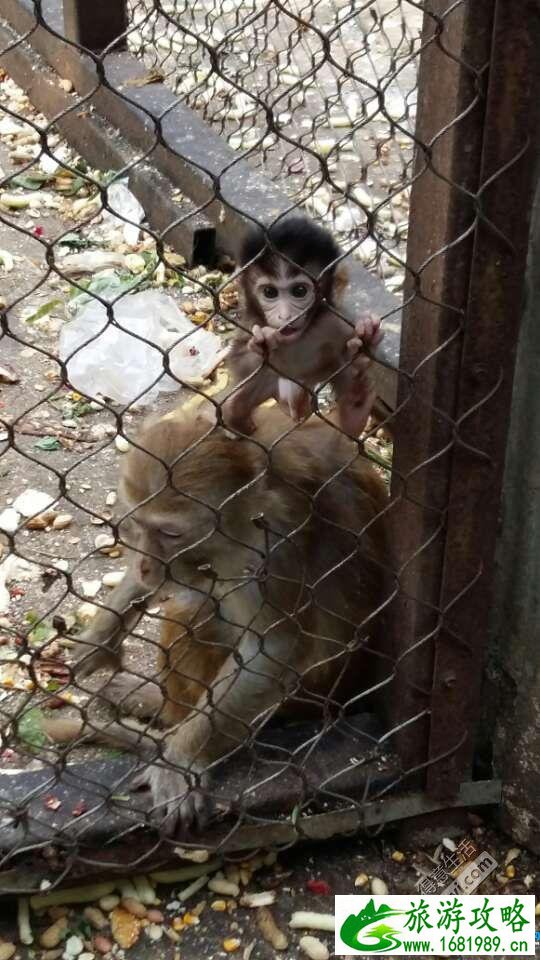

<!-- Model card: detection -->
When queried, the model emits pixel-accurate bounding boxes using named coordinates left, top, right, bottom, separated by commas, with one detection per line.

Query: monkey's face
left=249, top=260, right=320, bottom=340
left=119, top=482, right=262, bottom=592
left=119, top=497, right=217, bottom=574
left=121, top=502, right=264, bottom=601
left=119, top=416, right=267, bottom=587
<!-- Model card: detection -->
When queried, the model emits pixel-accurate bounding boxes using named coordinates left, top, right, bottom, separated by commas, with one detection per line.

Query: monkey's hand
left=70, top=621, right=124, bottom=681
left=132, top=753, right=213, bottom=836
left=69, top=570, right=160, bottom=681
left=71, top=642, right=121, bottom=681
left=346, top=312, right=384, bottom=367
left=248, top=325, right=284, bottom=355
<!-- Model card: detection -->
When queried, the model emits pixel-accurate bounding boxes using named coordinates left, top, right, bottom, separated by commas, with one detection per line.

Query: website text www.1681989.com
left=335, top=894, right=536, bottom=956
left=400, top=934, right=531, bottom=954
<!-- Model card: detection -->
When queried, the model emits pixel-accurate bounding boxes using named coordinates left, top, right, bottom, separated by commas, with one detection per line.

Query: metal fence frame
left=390, top=0, right=540, bottom=797
left=0, top=0, right=539, bottom=888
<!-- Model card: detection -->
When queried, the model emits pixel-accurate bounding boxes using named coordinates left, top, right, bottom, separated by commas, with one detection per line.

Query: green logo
left=340, top=898, right=405, bottom=953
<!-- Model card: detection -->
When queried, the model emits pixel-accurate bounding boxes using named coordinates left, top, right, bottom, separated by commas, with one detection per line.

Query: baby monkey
left=223, top=215, right=384, bottom=436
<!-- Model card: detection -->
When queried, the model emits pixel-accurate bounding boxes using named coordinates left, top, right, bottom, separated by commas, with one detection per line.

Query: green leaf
left=98, top=170, right=118, bottom=187
left=28, top=621, right=56, bottom=646
left=68, top=279, right=90, bottom=299
left=18, top=708, right=47, bottom=750
left=200, top=271, right=223, bottom=289
left=24, top=610, right=39, bottom=625
left=66, top=271, right=143, bottom=316
left=58, top=234, right=94, bottom=250
left=34, top=437, right=62, bottom=451
left=68, top=915, right=92, bottom=938
left=86, top=274, right=136, bottom=299
left=24, top=299, right=62, bottom=324
left=72, top=401, right=93, bottom=418
left=11, top=172, right=49, bottom=190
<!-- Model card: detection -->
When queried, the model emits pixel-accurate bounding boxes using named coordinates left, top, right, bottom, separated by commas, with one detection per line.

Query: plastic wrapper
left=105, top=180, right=145, bottom=245
left=59, top=289, right=223, bottom=404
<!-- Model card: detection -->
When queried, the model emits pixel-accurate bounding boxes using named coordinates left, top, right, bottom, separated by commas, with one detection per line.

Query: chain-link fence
left=0, top=0, right=538, bottom=898
left=126, top=0, right=420, bottom=290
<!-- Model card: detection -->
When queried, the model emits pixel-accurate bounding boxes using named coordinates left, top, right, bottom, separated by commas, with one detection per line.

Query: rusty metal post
left=388, top=1, right=496, bottom=776
left=426, top=0, right=540, bottom=796
left=63, top=0, right=127, bottom=52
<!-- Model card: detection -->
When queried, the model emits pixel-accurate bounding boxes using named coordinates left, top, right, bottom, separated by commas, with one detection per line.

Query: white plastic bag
left=0, top=555, right=41, bottom=614
left=59, top=289, right=224, bottom=405
left=105, top=180, right=145, bottom=245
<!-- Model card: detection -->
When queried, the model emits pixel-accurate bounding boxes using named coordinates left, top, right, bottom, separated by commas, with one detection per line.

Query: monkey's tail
left=40, top=716, right=161, bottom=758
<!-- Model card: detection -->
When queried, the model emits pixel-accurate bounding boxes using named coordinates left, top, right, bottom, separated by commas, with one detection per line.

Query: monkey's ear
left=333, top=265, right=349, bottom=302
left=237, top=220, right=266, bottom=267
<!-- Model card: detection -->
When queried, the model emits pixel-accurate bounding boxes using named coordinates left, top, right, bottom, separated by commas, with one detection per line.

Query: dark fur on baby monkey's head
left=238, top=216, right=347, bottom=332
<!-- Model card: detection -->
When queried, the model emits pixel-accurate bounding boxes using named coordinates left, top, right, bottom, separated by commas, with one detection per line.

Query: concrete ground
left=0, top=819, right=539, bottom=959
left=1, top=11, right=539, bottom=957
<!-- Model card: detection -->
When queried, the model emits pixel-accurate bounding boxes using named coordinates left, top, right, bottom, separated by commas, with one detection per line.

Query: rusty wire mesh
left=0, top=0, right=527, bottom=896
left=125, top=0, right=419, bottom=289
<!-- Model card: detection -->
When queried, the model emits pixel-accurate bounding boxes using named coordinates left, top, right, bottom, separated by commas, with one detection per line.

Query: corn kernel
left=183, top=913, right=200, bottom=926
left=211, top=900, right=227, bottom=912
left=223, top=937, right=241, bottom=953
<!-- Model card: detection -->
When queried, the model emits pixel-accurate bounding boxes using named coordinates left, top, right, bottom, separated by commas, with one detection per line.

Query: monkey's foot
left=104, top=673, right=164, bottom=719
left=70, top=642, right=121, bottom=681
left=220, top=397, right=256, bottom=436
left=338, top=377, right=377, bottom=438
left=132, top=760, right=213, bottom=836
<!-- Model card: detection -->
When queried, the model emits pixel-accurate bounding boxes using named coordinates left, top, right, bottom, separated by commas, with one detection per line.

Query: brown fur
left=121, top=407, right=390, bottom=716
left=224, top=250, right=380, bottom=437
left=44, top=405, right=392, bottom=832
left=158, top=597, right=230, bottom=726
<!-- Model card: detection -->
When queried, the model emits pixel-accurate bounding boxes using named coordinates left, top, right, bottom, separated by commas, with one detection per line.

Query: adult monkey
left=55, top=404, right=392, bottom=835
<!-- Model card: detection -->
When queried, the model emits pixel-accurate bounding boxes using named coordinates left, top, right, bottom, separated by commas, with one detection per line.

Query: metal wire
left=125, top=0, right=419, bottom=289
left=0, top=0, right=529, bottom=892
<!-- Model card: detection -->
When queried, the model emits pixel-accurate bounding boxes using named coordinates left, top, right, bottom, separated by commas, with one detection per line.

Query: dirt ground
left=1, top=172, right=539, bottom=955
left=128, top=0, right=420, bottom=292
left=0, top=66, right=391, bottom=776
left=0, top=33, right=539, bottom=960
left=0, top=118, right=187, bottom=770
left=0, top=819, right=539, bottom=959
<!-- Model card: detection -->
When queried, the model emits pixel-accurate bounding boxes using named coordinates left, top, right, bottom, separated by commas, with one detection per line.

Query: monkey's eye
left=161, top=529, right=182, bottom=539
left=262, top=285, right=278, bottom=299
left=291, top=283, right=308, bottom=298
